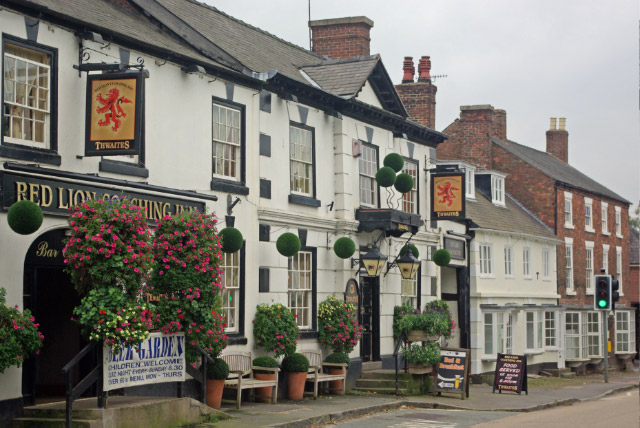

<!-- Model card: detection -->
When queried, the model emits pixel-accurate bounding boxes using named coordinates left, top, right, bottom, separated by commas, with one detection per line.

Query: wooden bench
left=221, top=351, right=280, bottom=409
left=300, top=350, right=347, bottom=398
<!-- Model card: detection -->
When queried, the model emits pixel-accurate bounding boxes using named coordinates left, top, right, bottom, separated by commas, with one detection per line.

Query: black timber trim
left=4, top=162, right=218, bottom=201
left=289, top=194, right=321, bottom=207
left=0, top=144, right=61, bottom=165
left=99, top=159, right=149, bottom=178
left=210, top=179, right=249, bottom=195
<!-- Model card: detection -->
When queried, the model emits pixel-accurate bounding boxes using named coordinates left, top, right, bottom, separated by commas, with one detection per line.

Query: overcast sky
left=205, top=0, right=639, bottom=208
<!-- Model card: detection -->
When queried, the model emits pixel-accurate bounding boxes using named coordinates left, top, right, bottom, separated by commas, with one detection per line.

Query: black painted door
left=360, top=276, right=380, bottom=362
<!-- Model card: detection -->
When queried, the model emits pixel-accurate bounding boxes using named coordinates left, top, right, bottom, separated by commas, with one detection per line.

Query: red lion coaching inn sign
left=430, top=173, right=465, bottom=221
left=85, top=72, right=143, bottom=156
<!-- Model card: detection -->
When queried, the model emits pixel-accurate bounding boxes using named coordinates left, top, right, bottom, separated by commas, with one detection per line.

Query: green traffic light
left=598, top=299, right=607, bottom=308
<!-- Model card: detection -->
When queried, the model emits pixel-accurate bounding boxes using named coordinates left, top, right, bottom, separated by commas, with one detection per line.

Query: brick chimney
left=309, top=17, right=374, bottom=59
left=395, top=56, right=437, bottom=128
left=437, top=105, right=508, bottom=169
left=546, top=117, right=569, bottom=163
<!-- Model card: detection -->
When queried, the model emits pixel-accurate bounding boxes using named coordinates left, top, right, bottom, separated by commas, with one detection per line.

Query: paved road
left=333, top=390, right=639, bottom=428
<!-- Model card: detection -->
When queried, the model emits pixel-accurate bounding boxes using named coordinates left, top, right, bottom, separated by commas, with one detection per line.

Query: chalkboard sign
left=492, top=353, right=528, bottom=395
left=434, top=347, right=470, bottom=399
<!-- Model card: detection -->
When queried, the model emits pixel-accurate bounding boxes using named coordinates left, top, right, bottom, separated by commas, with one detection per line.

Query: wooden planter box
left=407, top=331, right=439, bottom=342
left=407, top=363, right=433, bottom=374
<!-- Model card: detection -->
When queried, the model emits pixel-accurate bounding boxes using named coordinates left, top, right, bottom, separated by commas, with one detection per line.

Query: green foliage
left=73, top=287, right=154, bottom=354
left=253, top=356, right=279, bottom=368
left=394, top=173, right=414, bottom=194
left=375, top=167, right=397, bottom=187
left=333, top=237, right=356, bottom=259
left=318, top=295, right=363, bottom=354
left=424, top=300, right=451, bottom=313
left=0, top=288, right=44, bottom=373
left=395, top=299, right=455, bottom=339
left=433, top=249, right=451, bottom=266
left=149, top=211, right=227, bottom=363
left=399, top=244, right=419, bottom=258
left=7, top=200, right=43, bottom=235
left=402, top=342, right=440, bottom=366
left=281, top=353, right=309, bottom=373
left=219, top=227, right=243, bottom=253
left=383, top=153, right=404, bottom=172
left=393, top=304, right=420, bottom=339
left=276, top=232, right=301, bottom=257
left=206, top=357, right=230, bottom=380
left=63, top=198, right=153, bottom=297
left=324, top=352, right=350, bottom=369
left=253, top=303, right=299, bottom=358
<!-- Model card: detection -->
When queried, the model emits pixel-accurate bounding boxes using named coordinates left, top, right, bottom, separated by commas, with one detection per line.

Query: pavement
left=208, top=372, right=639, bottom=428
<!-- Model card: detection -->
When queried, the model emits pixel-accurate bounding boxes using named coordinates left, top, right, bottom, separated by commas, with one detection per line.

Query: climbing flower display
left=318, top=295, right=362, bottom=354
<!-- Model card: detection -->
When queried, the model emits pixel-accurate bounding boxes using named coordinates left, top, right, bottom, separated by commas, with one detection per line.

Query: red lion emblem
left=96, top=88, right=132, bottom=132
left=437, top=181, right=460, bottom=207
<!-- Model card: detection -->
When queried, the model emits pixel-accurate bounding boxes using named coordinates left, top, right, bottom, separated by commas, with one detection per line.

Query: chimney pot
left=401, top=57, right=415, bottom=83
left=417, top=55, right=432, bottom=82
left=558, top=117, right=566, bottom=130
left=549, top=117, right=557, bottom=130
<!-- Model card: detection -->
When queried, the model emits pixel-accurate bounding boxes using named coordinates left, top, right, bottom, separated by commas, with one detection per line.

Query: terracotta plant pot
left=287, top=371, right=307, bottom=401
left=328, top=368, right=347, bottom=395
left=254, top=372, right=276, bottom=403
left=206, top=379, right=225, bottom=409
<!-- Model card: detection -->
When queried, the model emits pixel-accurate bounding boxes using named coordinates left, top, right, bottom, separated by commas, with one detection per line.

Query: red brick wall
left=630, top=266, right=639, bottom=302
left=310, top=20, right=372, bottom=59
left=395, top=82, right=437, bottom=128
left=546, top=129, right=569, bottom=163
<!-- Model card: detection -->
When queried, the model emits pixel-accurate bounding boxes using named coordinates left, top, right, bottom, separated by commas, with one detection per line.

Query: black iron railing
left=392, top=333, right=407, bottom=395
left=61, top=342, right=106, bottom=428
left=181, top=344, right=216, bottom=403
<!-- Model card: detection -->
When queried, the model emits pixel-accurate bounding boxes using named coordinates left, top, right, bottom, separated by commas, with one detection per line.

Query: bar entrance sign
left=434, top=347, right=470, bottom=400
left=492, top=353, right=528, bottom=395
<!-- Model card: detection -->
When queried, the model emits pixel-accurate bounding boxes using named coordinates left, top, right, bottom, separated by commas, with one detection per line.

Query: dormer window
left=491, top=175, right=505, bottom=206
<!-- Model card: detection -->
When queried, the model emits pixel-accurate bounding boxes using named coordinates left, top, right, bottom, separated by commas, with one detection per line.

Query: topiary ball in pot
left=375, top=167, right=397, bottom=188
left=253, top=356, right=279, bottom=369
left=394, top=173, right=414, bottom=194
left=206, top=357, right=230, bottom=380
left=7, top=200, right=43, bottom=235
left=433, top=249, right=451, bottom=267
left=324, top=352, right=351, bottom=369
left=276, top=232, right=301, bottom=257
left=383, top=153, right=404, bottom=172
left=281, top=353, right=309, bottom=373
left=333, top=237, right=356, bottom=259
left=399, top=244, right=419, bottom=259
left=219, top=226, right=243, bottom=253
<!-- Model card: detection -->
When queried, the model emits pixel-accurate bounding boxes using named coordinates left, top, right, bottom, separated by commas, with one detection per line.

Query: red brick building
left=437, top=105, right=635, bottom=367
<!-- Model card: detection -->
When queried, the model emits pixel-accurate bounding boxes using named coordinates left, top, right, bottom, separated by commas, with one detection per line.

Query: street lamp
left=352, top=245, right=387, bottom=277
left=395, top=250, right=421, bottom=280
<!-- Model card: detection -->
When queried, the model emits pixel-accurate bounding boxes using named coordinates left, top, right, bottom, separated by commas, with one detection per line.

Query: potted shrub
left=281, top=353, right=309, bottom=401
left=324, top=352, right=349, bottom=395
left=0, top=288, right=44, bottom=373
left=252, top=356, right=279, bottom=403
left=402, top=342, right=440, bottom=374
left=206, top=357, right=229, bottom=409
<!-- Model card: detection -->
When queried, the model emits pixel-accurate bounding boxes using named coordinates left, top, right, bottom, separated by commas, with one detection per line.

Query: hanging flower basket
left=407, top=330, right=439, bottom=342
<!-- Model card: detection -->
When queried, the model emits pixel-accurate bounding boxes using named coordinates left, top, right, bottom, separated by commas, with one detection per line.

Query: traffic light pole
left=603, top=313, right=608, bottom=383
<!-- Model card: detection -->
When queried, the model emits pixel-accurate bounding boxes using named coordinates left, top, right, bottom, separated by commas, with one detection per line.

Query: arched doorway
left=22, top=228, right=90, bottom=405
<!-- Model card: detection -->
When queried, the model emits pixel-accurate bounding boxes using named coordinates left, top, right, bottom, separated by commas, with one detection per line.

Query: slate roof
left=467, top=191, right=558, bottom=241
left=631, top=228, right=639, bottom=266
left=300, top=56, right=380, bottom=97
left=492, top=138, right=630, bottom=204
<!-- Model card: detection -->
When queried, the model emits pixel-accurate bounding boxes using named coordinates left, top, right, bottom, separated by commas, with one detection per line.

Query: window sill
left=478, top=274, right=495, bottom=279
left=565, top=290, right=577, bottom=296
left=564, top=224, right=574, bottom=230
left=544, top=346, right=559, bottom=351
left=616, top=234, right=623, bottom=239
left=524, top=350, right=545, bottom=356
left=0, top=144, right=61, bottom=165
left=210, top=179, right=249, bottom=195
left=289, top=194, right=321, bottom=207
left=100, top=159, right=149, bottom=178
left=299, top=330, right=319, bottom=340
left=523, top=276, right=533, bottom=280
left=226, top=335, right=248, bottom=346
left=602, top=231, right=610, bottom=236
left=585, top=228, right=595, bottom=233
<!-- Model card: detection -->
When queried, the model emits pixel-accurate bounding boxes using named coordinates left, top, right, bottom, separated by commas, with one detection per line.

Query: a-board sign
left=434, top=347, right=470, bottom=399
left=492, top=353, right=528, bottom=395
left=103, top=332, right=185, bottom=391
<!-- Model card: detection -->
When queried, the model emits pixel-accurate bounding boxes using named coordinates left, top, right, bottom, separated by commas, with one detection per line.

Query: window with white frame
left=585, top=243, right=594, bottom=293
left=221, top=250, right=240, bottom=333
left=523, top=247, right=531, bottom=278
left=601, top=202, right=609, bottom=234
left=359, top=144, right=377, bottom=206
left=584, top=198, right=593, bottom=231
left=3, top=40, right=53, bottom=148
left=616, top=246, right=622, bottom=293
left=212, top=101, right=242, bottom=180
left=526, top=311, right=543, bottom=352
left=288, top=251, right=313, bottom=329
left=542, top=247, right=550, bottom=279
left=564, top=192, right=573, bottom=227
left=491, top=175, right=505, bottom=206
left=289, top=125, right=314, bottom=196
left=565, top=239, right=574, bottom=291
left=544, top=311, right=556, bottom=348
left=587, top=312, right=601, bottom=357
left=401, top=274, right=418, bottom=308
left=504, top=246, right=513, bottom=277
left=602, top=245, right=609, bottom=274
left=464, top=167, right=475, bottom=199
left=483, top=312, right=512, bottom=356
left=615, top=207, right=622, bottom=237
left=402, top=160, right=419, bottom=214
left=479, top=243, right=493, bottom=276
left=565, top=312, right=588, bottom=359
left=615, top=311, right=636, bottom=353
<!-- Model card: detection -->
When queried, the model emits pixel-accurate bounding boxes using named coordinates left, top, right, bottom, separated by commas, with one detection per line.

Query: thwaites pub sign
left=85, top=72, right=143, bottom=156
left=431, top=173, right=465, bottom=221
